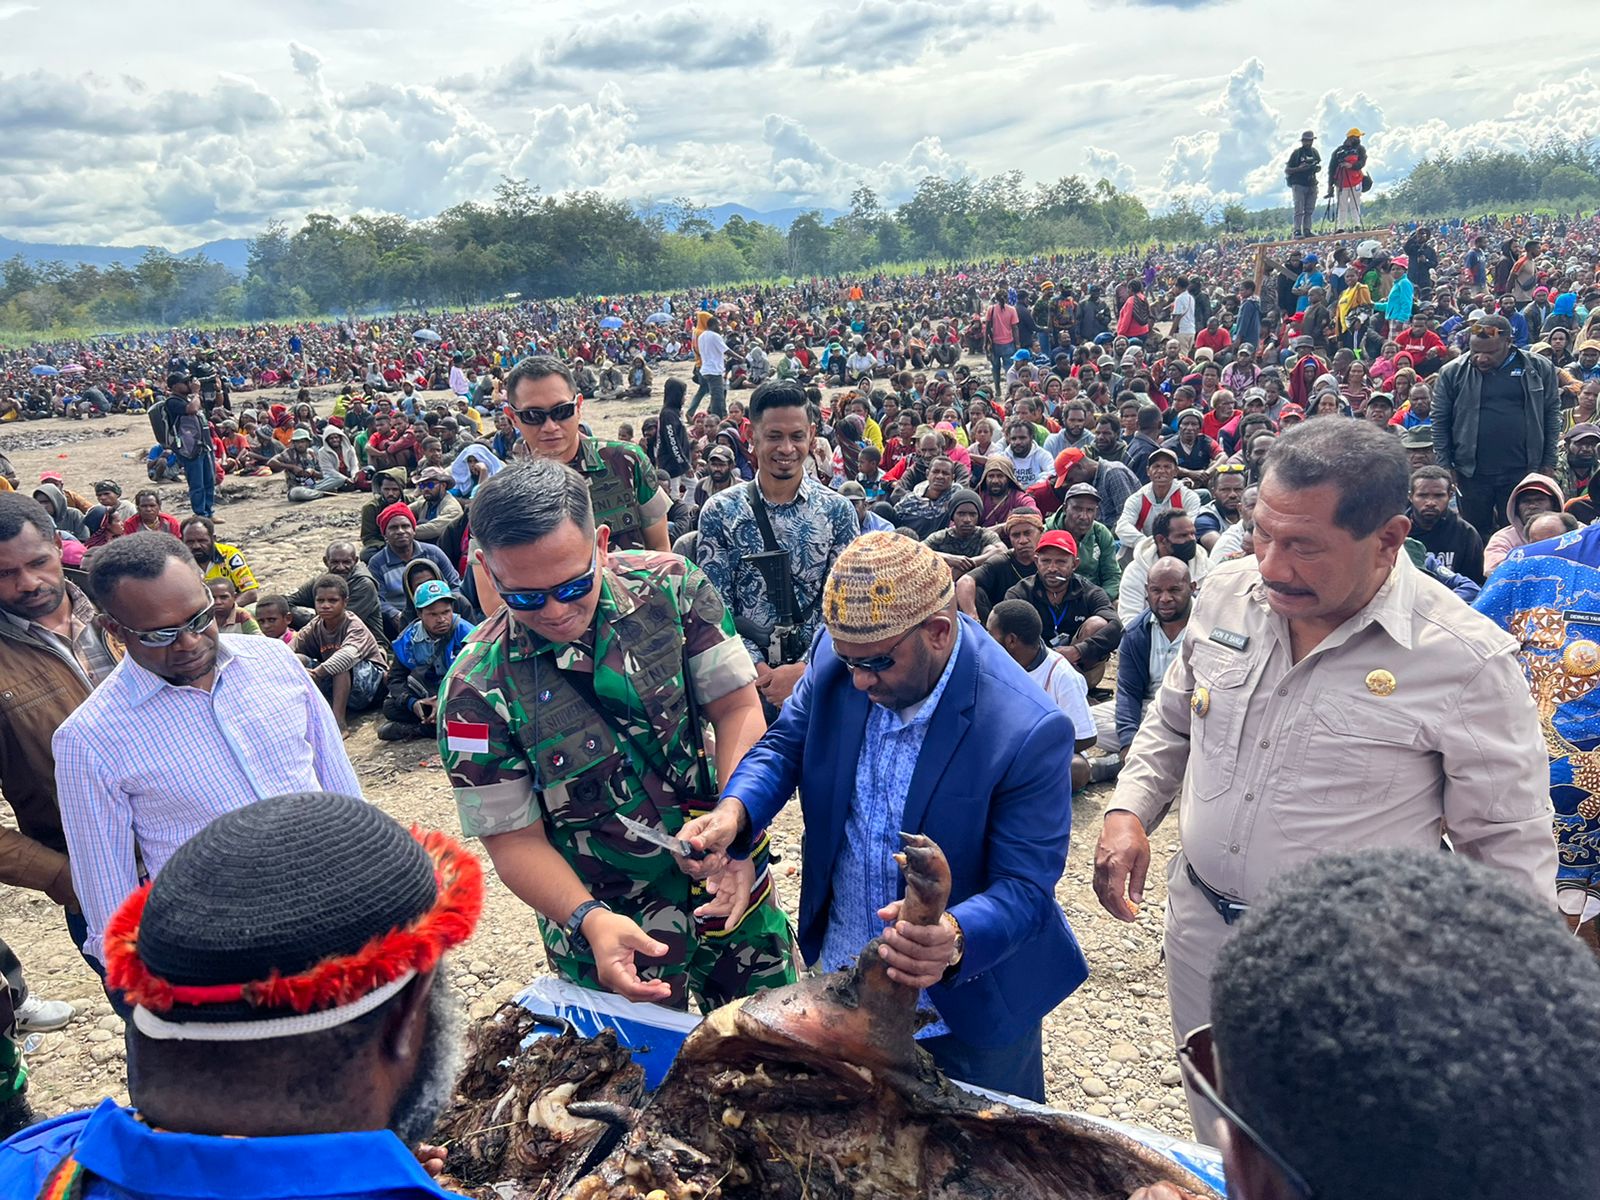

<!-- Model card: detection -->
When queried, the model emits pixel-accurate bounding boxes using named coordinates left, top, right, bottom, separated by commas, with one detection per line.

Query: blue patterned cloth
left=819, top=622, right=964, bottom=1039
left=1475, top=523, right=1600, bottom=918
left=696, top=476, right=859, bottom=664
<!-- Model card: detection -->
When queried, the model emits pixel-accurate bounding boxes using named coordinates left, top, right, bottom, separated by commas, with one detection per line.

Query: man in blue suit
left=682, top=532, right=1088, bottom=1100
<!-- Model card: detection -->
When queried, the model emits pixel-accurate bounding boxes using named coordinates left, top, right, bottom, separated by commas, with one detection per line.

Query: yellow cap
left=1347, top=127, right=1364, bottom=138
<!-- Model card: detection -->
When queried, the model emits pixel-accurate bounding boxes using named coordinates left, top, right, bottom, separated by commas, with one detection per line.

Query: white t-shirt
left=1005, top=444, right=1054, bottom=487
left=698, top=330, right=728, bottom=375
left=1172, top=290, right=1197, bottom=337
left=1026, top=650, right=1096, bottom=742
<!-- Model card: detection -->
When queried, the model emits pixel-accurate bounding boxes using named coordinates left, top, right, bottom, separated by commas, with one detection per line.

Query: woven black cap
left=138, top=793, right=437, bottom=1016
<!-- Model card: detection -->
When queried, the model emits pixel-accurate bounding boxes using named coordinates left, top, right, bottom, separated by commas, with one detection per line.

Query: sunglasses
left=1177, top=1024, right=1314, bottom=1198
left=1214, top=463, right=1246, bottom=474
left=509, top=399, right=578, bottom=427
left=1470, top=324, right=1505, bottom=338
left=834, top=622, right=922, bottom=673
left=490, top=549, right=598, bottom=612
left=118, top=600, right=217, bottom=648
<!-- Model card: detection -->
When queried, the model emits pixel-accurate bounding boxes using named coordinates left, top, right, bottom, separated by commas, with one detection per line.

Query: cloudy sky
left=1, top=0, right=1594, bottom=249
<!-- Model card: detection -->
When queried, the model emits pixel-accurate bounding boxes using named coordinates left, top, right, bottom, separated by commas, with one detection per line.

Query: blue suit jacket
left=724, top=614, right=1089, bottom=1047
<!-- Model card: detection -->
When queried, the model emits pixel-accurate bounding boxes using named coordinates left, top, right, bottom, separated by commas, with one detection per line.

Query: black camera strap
left=746, top=479, right=782, bottom=553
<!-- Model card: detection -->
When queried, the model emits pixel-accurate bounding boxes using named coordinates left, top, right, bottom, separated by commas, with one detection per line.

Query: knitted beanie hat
left=823, top=531, right=954, bottom=644
left=377, top=501, right=415, bottom=533
left=106, top=793, right=482, bottom=1041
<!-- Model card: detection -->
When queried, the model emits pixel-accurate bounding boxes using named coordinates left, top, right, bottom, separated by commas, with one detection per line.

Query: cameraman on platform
left=698, top=380, right=859, bottom=710
left=1284, top=130, right=1321, bottom=238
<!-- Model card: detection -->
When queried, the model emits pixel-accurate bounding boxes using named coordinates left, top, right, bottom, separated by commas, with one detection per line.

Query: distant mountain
left=0, top=235, right=251, bottom=274
left=639, top=202, right=846, bottom=232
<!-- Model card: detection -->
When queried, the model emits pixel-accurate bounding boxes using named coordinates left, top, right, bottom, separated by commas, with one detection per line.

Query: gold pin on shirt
left=1563, top=639, right=1600, bottom=677
left=1191, top=686, right=1211, bottom=717
left=1365, top=669, right=1397, bottom=697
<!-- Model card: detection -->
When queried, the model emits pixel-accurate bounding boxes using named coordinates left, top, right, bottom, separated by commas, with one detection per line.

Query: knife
left=616, top=812, right=708, bottom=860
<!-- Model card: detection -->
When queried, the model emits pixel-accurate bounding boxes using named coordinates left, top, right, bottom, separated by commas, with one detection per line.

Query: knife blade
left=616, top=812, right=708, bottom=860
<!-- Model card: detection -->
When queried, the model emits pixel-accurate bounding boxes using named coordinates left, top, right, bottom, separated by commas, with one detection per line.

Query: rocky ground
left=0, top=368, right=1190, bottom=1137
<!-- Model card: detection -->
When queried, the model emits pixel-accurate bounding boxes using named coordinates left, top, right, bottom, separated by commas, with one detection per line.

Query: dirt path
left=0, top=376, right=1192, bottom=1137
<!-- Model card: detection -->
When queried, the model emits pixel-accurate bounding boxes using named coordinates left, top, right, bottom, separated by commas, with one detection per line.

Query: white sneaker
left=14, top=996, right=74, bottom=1033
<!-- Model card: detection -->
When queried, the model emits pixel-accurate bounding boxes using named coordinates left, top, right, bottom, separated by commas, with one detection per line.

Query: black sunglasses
left=509, top=399, right=579, bottom=427
left=118, top=599, right=218, bottom=648
left=834, top=623, right=922, bottom=674
left=489, top=549, right=598, bottom=612
left=1177, top=1024, right=1314, bottom=1199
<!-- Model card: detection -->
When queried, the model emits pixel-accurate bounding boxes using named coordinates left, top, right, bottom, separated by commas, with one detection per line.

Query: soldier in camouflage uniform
left=439, top=457, right=795, bottom=1012
left=502, top=354, right=670, bottom=552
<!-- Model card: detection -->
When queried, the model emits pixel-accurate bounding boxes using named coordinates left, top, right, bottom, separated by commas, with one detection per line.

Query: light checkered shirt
left=819, top=621, right=963, bottom=1040
left=53, top=634, right=362, bottom=963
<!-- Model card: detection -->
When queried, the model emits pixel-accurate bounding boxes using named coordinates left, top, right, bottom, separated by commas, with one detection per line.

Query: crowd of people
left=0, top=207, right=1598, bottom=1196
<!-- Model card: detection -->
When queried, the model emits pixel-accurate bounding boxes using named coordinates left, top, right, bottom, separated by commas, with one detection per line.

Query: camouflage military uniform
left=439, top=549, right=796, bottom=1011
left=572, top=435, right=669, bottom=552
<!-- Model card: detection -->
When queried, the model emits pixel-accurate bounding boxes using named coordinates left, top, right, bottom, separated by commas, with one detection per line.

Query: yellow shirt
left=201, top=543, right=258, bottom=594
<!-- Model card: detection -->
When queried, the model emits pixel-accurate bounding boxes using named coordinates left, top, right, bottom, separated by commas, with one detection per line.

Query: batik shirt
left=696, top=476, right=858, bottom=664
left=1476, top=523, right=1600, bottom=920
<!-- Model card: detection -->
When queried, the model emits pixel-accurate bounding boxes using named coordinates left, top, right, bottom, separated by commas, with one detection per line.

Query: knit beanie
left=105, top=793, right=482, bottom=1040
left=823, top=531, right=954, bottom=643
left=378, top=501, right=415, bottom=533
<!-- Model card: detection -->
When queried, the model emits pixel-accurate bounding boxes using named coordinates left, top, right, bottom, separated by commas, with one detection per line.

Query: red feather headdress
left=105, top=827, right=483, bottom=1016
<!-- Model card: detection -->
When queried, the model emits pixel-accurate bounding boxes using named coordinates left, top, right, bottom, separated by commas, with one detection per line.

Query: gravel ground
left=0, top=367, right=1192, bottom=1138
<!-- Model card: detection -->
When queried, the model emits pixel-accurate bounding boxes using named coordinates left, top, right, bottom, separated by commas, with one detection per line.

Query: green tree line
left=3, top=140, right=1596, bottom=336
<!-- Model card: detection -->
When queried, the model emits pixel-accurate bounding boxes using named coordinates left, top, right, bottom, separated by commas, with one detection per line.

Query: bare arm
left=701, top=680, right=766, bottom=790
left=642, top=515, right=671, bottom=552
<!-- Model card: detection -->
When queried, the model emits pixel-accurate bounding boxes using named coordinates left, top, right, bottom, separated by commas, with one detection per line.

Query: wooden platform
left=1251, top=230, right=1376, bottom=290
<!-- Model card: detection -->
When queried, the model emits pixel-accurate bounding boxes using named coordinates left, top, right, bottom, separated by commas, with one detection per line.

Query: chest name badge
left=1365, top=669, right=1397, bottom=697
left=1210, top=628, right=1250, bottom=652
left=1563, top=609, right=1600, bottom=626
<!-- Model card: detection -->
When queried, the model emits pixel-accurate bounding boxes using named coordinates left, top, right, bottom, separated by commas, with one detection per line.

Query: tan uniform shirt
left=1111, top=554, right=1557, bottom=904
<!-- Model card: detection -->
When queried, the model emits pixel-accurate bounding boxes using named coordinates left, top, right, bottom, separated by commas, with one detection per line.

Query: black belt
left=1186, top=863, right=1250, bottom=926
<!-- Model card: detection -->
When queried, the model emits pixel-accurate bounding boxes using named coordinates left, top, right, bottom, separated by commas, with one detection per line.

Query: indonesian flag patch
left=445, top=720, right=490, bottom=755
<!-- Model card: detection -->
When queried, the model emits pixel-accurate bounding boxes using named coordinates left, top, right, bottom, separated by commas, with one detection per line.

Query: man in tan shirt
left=1093, top=418, right=1556, bottom=1138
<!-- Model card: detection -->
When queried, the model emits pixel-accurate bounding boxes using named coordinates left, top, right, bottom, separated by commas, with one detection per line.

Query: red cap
left=1052, top=447, right=1086, bottom=487
left=1037, top=529, right=1079, bottom=556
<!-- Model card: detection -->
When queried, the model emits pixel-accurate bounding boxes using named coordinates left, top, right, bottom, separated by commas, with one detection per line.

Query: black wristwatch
left=565, top=899, right=610, bottom=952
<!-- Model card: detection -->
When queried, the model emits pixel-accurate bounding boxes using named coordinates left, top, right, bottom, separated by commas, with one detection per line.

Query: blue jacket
left=0, top=1100, right=452, bottom=1200
left=724, top=614, right=1089, bottom=1046
left=1114, top=610, right=1159, bottom=750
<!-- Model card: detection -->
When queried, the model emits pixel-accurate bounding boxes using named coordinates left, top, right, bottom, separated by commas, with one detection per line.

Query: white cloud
left=1082, top=146, right=1137, bottom=192
left=1158, top=58, right=1279, bottom=200
left=0, top=3, right=1592, bottom=248
left=805, top=0, right=1039, bottom=66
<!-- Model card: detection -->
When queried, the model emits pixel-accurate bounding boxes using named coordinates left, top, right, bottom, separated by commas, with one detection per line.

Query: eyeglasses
left=1470, top=324, right=1505, bottom=338
left=1177, top=1024, right=1315, bottom=1199
left=834, top=623, right=922, bottom=674
left=489, top=549, right=599, bottom=612
left=1214, top=463, right=1246, bottom=474
left=509, top=399, right=579, bottom=427
left=118, top=600, right=217, bottom=648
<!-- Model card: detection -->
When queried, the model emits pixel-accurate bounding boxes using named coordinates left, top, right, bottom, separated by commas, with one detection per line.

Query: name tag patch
left=1209, top=628, right=1250, bottom=652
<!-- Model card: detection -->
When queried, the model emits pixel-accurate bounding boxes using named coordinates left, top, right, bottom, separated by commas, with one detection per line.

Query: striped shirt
left=53, top=634, right=361, bottom=962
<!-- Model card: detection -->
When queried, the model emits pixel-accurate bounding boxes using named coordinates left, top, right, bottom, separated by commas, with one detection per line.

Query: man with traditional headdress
left=0, top=791, right=482, bottom=1199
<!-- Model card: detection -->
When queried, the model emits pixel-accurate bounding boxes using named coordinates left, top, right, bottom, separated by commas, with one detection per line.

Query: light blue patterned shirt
left=819, top=622, right=964, bottom=1039
left=696, top=476, right=860, bottom=664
